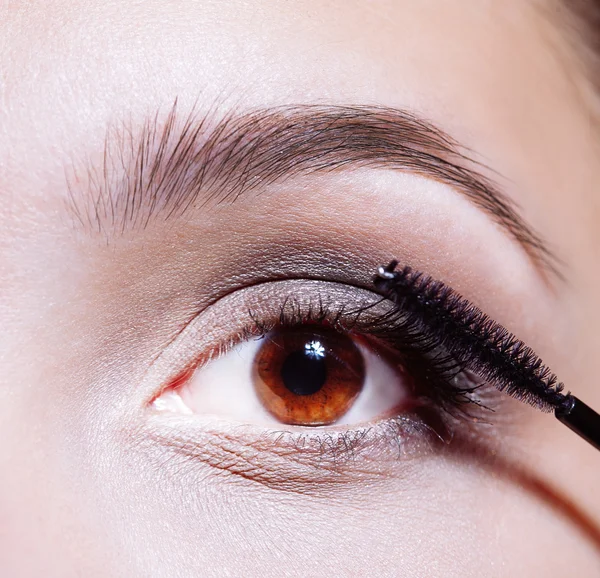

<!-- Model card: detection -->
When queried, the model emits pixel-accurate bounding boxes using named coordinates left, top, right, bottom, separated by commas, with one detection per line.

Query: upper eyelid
left=138, top=279, right=380, bottom=403
left=64, top=101, right=560, bottom=279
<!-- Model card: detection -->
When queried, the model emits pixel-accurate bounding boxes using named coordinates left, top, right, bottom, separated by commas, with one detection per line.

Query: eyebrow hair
left=67, top=102, right=558, bottom=274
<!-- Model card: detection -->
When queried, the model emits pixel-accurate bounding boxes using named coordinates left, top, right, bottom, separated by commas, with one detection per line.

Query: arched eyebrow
left=67, top=102, right=558, bottom=276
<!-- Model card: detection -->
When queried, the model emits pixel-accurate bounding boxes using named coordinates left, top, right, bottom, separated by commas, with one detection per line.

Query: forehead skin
left=1, top=1, right=600, bottom=577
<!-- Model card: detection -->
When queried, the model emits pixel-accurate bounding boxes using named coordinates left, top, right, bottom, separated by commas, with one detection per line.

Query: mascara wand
left=374, top=261, right=600, bottom=452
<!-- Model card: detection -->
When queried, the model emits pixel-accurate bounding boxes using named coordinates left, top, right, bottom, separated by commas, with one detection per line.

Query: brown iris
left=252, top=326, right=366, bottom=426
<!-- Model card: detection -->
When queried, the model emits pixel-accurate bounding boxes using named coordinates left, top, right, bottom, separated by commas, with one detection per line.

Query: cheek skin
left=56, top=423, right=600, bottom=578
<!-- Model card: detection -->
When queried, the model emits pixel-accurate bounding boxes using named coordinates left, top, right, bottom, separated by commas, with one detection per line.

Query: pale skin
left=1, top=1, right=600, bottom=576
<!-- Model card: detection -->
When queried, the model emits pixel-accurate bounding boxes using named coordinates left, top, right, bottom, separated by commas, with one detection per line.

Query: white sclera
left=153, top=334, right=410, bottom=427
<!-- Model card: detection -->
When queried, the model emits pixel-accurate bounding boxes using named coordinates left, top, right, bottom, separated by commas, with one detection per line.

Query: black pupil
left=280, top=340, right=327, bottom=396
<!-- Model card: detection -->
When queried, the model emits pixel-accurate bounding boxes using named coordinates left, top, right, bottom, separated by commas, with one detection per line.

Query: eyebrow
left=67, top=102, right=558, bottom=274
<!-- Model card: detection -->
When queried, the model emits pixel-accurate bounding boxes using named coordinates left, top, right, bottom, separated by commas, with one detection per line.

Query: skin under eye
left=153, top=323, right=408, bottom=427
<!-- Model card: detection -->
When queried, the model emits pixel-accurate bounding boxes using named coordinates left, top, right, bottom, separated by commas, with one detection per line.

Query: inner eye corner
left=148, top=364, right=194, bottom=406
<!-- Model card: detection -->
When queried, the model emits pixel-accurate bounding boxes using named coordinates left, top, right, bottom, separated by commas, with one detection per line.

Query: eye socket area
left=152, top=322, right=412, bottom=429
left=144, top=278, right=507, bottom=472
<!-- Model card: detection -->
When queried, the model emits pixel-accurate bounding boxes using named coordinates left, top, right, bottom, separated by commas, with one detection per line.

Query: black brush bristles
left=373, top=261, right=571, bottom=413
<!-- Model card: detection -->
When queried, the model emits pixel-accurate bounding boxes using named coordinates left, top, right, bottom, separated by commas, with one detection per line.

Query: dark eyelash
left=246, top=288, right=496, bottom=424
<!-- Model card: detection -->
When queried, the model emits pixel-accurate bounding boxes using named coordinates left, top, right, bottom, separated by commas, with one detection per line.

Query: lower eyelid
left=140, top=412, right=444, bottom=493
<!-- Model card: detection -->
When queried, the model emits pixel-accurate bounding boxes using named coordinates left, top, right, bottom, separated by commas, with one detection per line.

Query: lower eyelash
left=143, top=411, right=449, bottom=490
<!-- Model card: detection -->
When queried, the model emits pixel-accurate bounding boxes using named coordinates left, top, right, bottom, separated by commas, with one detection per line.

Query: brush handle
left=555, top=396, right=600, bottom=452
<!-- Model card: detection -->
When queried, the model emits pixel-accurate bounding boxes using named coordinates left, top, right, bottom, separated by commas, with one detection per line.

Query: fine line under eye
left=374, top=260, right=600, bottom=453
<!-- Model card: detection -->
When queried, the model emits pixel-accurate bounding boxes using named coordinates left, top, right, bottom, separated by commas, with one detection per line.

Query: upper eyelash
left=244, top=291, right=496, bottom=423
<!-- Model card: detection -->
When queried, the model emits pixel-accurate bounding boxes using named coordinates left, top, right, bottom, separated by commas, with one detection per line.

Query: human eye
left=147, top=274, right=498, bottom=474
left=153, top=281, right=411, bottom=428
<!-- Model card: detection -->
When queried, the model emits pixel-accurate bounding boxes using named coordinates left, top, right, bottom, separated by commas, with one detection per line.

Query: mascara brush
left=374, top=260, right=600, bottom=452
